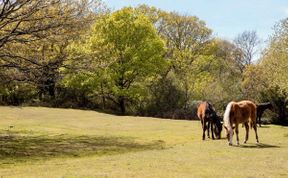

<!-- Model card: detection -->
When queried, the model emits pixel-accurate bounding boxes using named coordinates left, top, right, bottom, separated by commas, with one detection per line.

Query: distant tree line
left=0, top=1, right=287, bottom=125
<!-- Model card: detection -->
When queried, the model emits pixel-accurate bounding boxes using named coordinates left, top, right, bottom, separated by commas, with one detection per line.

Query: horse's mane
left=223, top=101, right=234, bottom=130
left=256, top=102, right=271, bottom=107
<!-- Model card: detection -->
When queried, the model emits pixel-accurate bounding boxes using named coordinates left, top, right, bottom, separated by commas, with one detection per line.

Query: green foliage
left=258, top=19, right=288, bottom=123
left=242, top=18, right=288, bottom=124
left=2, top=3, right=286, bottom=123
left=66, top=7, right=167, bottom=113
left=0, top=82, right=36, bottom=105
left=0, top=0, right=100, bottom=104
left=64, top=6, right=245, bottom=116
left=140, top=72, right=187, bottom=117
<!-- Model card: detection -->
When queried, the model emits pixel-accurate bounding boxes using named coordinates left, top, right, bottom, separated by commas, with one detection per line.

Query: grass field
left=0, top=106, right=287, bottom=177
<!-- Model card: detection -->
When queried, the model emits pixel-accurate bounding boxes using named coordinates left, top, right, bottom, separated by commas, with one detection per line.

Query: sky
left=104, top=0, right=288, bottom=43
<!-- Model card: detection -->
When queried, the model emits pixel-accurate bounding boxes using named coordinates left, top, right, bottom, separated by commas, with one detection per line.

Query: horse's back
left=197, top=101, right=211, bottom=120
left=197, top=102, right=206, bottom=120
left=257, top=102, right=272, bottom=112
left=233, top=100, right=256, bottom=123
left=237, top=100, right=256, bottom=107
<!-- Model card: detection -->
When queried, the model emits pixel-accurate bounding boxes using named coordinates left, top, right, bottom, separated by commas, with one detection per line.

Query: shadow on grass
left=238, top=143, right=280, bottom=149
left=258, top=125, right=270, bottom=128
left=0, top=130, right=165, bottom=163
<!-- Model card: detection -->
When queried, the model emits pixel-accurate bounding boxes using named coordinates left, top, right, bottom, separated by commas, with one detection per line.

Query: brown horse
left=197, top=101, right=222, bottom=140
left=223, top=100, right=259, bottom=146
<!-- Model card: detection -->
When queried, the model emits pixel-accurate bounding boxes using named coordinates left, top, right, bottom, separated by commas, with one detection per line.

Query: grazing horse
left=197, top=101, right=222, bottom=140
left=256, top=102, right=273, bottom=127
left=223, top=100, right=259, bottom=146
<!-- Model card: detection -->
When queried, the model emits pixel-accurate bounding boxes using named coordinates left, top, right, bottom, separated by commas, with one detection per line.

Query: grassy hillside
left=0, top=107, right=287, bottom=177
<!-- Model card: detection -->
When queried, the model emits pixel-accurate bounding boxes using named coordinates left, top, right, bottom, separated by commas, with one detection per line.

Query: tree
left=136, top=5, right=244, bottom=114
left=233, top=31, right=260, bottom=72
left=66, top=8, right=166, bottom=114
left=189, top=39, right=243, bottom=109
left=0, top=0, right=101, bottom=102
left=152, top=10, right=213, bottom=108
left=246, top=18, right=288, bottom=124
left=241, top=64, right=266, bottom=100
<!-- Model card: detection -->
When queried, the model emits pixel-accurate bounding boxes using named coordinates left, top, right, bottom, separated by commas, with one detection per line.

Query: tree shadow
left=238, top=143, right=280, bottom=149
left=0, top=130, right=165, bottom=163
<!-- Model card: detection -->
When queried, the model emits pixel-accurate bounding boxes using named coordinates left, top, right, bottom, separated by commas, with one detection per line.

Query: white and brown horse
left=223, top=100, right=259, bottom=146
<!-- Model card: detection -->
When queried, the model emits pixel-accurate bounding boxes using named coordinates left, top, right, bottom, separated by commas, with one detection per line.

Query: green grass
left=0, top=106, right=287, bottom=177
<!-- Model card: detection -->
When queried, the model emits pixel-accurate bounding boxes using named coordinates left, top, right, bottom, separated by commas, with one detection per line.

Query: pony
left=223, top=100, right=259, bottom=146
left=197, top=101, right=222, bottom=140
left=256, top=102, right=273, bottom=127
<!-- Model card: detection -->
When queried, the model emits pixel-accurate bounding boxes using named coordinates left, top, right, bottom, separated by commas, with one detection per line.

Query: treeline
left=0, top=1, right=287, bottom=124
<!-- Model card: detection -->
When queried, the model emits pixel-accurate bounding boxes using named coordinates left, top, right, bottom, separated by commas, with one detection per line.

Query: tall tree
left=0, top=0, right=102, bottom=101
left=233, top=30, right=260, bottom=72
left=258, top=18, right=288, bottom=123
left=242, top=18, right=288, bottom=124
left=155, top=10, right=213, bottom=108
left=66, top=7, right=166, bottom=114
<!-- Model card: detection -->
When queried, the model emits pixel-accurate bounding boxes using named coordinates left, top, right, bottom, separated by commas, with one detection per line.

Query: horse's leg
left=235, top=123, right=240, bottom=145
left=251, top=107, right=259, bottom=143
left=202, top=120, right=207, bottom=140
left=199, top=114, right=203, bottom=128
left=258, top=111, right=263, bottom=127
left=211, top=122, right=215, bottom=140
left=200, top=118, right=204, bottom=129
left=253, top=123, right=259, bottom=143
left=207, top=121, right=210, bottom=139
left=244, top=122, right=249, bottom=144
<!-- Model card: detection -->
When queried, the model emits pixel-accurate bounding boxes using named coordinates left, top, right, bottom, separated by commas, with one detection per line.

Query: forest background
left=0, top=0, right=287, bottom=125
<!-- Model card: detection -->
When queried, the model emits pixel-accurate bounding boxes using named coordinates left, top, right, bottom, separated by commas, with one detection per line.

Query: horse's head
left=223, top=125, right=229, bottom=141
left=223, top=124, right=235, bottom=145
left=213, top=115, right=223, bottom=139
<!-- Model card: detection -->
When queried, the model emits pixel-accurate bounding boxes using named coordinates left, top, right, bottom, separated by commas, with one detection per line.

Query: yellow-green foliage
left=0, top=107, right=287, bottom=177
left=256, top=18, right=288, bottom=96
left=64, top=7, right=167, bottom=113
left=239, top=19, right=288, bottom=123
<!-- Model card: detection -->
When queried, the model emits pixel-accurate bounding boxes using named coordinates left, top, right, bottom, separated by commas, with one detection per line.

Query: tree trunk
left=100, top=83, right=106, bottom=109
left=278, top=105, right=287, bottom=124
left=48, top=82, right=55, bottom=99
left=119, top=96, right=126, bottom=114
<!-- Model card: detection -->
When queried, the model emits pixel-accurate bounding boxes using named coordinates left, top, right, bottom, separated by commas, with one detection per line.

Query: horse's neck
left=263, top=104, right=272, bottom=110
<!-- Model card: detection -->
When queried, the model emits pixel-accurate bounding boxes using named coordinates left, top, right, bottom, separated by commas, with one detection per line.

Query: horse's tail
left=223, top=102, right=233, bottom=130
left=249, top=102, right=257, bottom=129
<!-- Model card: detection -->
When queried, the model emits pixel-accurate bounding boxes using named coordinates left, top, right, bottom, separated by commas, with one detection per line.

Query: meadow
left=0, top=106, right=287, bottom=177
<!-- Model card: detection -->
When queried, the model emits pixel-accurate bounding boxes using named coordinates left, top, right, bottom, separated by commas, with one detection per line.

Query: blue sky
left=104, top=0, right=288, bottom=42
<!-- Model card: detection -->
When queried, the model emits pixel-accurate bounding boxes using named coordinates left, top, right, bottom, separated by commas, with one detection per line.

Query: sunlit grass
left=0, top=106, right=287, bottom=177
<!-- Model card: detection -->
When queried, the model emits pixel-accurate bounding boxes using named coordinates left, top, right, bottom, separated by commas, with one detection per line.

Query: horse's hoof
left=228, top=143, right=233, bottom=146
left=237, top=142, right=240, bottom=145
left=243, top=141, right=247, bottom=144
